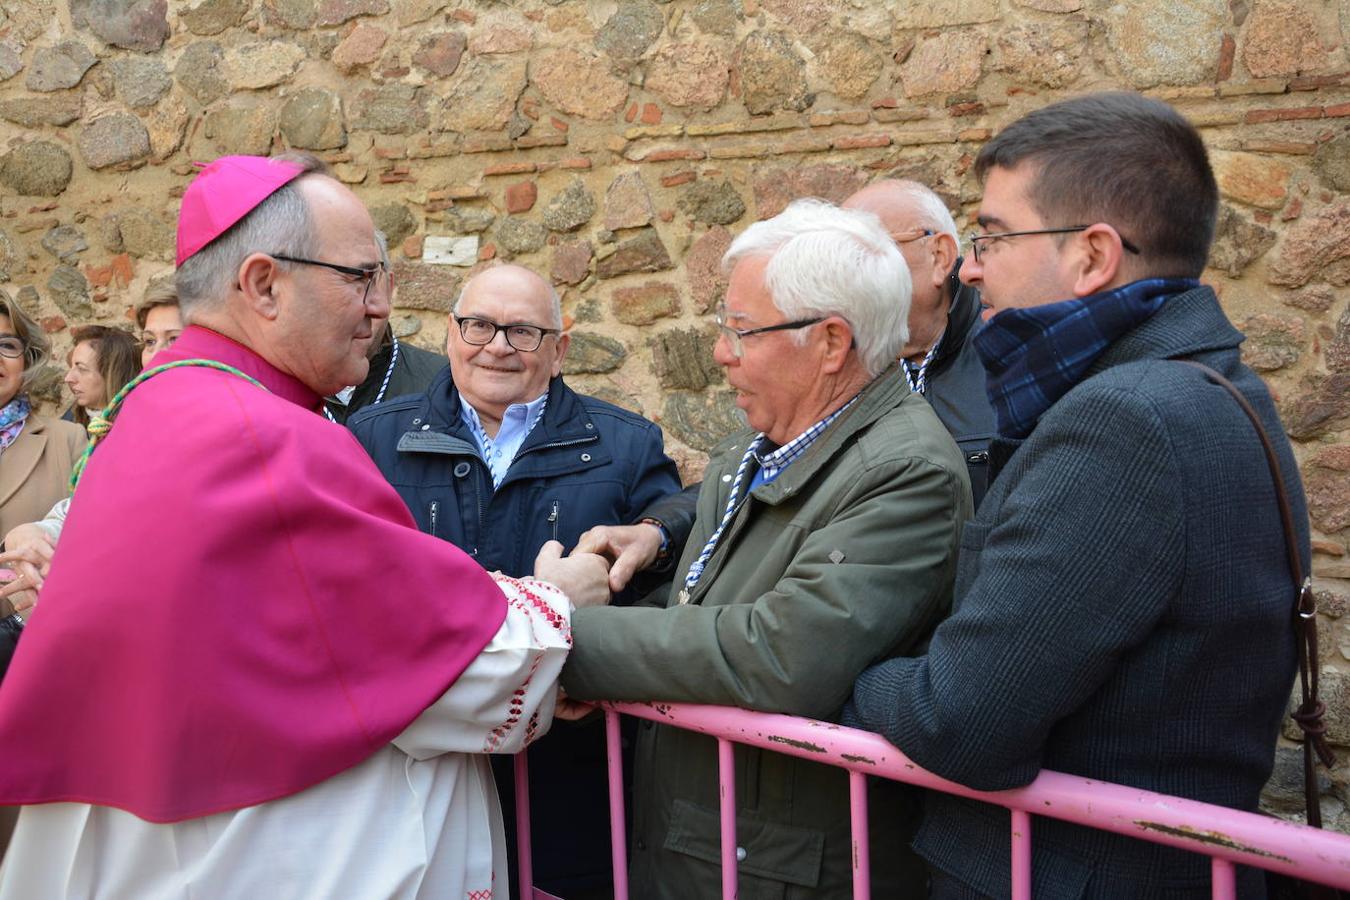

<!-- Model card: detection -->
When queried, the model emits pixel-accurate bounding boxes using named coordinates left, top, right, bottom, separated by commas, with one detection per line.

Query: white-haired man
left=579, top=180, right=996, bottom=600
left=560, top=199, right=973, bottom=899
left=844, top=179, right=996, bottom=506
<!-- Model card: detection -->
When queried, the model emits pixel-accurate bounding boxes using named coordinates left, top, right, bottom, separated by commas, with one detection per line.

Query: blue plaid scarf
left=975, top=278, right=1199, bottom=439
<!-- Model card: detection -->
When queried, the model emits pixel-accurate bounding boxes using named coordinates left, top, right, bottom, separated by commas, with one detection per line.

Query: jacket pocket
left=664, top=797, right=824, bottom=892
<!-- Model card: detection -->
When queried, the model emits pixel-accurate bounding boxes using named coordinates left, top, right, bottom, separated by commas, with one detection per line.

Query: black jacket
left=850, top=287, right=1304, bottom=898
left=920, top=266, right=996, bottom=508
left=348, top=366, right=681, bottom=578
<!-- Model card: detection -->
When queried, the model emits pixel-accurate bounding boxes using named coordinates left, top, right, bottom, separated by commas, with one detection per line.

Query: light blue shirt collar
left=459, top=391, right=549, bottom=489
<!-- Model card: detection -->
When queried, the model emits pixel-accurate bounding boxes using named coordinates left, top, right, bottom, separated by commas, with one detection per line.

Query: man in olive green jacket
left=562, top=199, right=972, bottom=899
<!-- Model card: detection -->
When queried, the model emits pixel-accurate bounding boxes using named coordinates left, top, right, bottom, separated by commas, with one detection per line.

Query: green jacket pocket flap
left=663, top=797, right=824, bottom=888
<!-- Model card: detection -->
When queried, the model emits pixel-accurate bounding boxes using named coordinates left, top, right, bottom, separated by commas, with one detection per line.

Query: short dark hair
left=974, top=92, right=1218, bottom=278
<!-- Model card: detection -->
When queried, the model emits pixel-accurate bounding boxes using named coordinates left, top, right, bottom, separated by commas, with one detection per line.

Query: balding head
left=843, top=180, right=961, bottom=362
left=454, top=264, right=562, bottom=330
left=448, top=264, right=568, bottom=434
left=844, top=180, right=959, bottom=244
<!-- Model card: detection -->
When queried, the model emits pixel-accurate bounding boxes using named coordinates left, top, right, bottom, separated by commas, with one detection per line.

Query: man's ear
left=929, top=232, right=959, bottom=288
left=818, top=317, right=853, bottom=375
left=551, top=331, right=570, bottom=377
left=1071, top=224, right=1128, bottom=298
left=237, top=253, right=283, bottom=320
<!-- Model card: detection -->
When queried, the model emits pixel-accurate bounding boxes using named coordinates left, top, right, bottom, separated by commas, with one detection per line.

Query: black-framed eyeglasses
left=892, top=228, right=936, bottom=245
left=714, top=306, right=824, bottom=359
left=271, top=254, right=391, bottom=305
left=966, top=226, right=1141, bottom=262
left=0, top=337, right=24, bottom=360
left=454, top=316, right=560, bottom=353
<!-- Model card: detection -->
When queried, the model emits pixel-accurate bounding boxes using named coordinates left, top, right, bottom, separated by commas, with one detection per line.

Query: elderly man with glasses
left=843, top=179, right=997, bottom=507
left=349, top=262, right=682, bottom=899
left=580, top=179, right=998, bottom=602
left=557, top=199, right=972, bottom=899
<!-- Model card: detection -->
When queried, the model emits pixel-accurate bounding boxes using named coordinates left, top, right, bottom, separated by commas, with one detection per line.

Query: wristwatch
left=640, top=517, right=672, bottom=562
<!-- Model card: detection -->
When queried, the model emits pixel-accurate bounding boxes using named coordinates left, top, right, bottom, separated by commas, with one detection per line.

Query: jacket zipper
left=427, top=499, right=439, bottom=537
left=473, top=468, right=486, bottom=558
left=496, top=435, right=597, bottom=492
left=514, top=435, right=594, bottom=459
left=547, top=500, right=560, bottom=542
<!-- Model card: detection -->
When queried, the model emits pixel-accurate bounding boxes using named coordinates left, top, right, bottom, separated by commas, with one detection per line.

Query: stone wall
left=0, top=0, right=1347, bottom=825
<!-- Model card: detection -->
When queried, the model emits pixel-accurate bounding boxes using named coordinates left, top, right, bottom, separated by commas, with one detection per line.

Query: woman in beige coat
left=0, top=295, right=85, bottom=542
left=0, top=293, right=85, bottom=858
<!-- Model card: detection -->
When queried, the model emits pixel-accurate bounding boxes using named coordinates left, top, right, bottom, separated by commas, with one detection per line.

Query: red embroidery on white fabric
left=480, top=576, right=571, bottom=752
left=483, top=652, right=545, bottom=752
left=495, top=575, right=572, bottom=644
left=466, top=890, right=493, bottom=900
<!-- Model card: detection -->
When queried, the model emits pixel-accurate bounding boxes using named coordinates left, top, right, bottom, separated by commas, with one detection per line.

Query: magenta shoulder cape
left=0, top=327, right=507, bottom=822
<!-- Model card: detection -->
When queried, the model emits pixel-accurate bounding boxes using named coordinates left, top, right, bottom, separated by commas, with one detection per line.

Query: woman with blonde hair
left=135, top=280, right=182, bottom=368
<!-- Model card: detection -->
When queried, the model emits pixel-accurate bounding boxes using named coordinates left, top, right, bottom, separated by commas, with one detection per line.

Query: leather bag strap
left=1177, top=360, right=1334, bottom=828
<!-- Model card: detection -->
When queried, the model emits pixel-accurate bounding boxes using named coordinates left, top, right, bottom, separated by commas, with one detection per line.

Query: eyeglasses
left=0, top=337, right=23, bottom=360
left=966, top=226, right=1141, bottom=262
left=454, top=316, right=560, bottom=352
left=714, top=306, right=824, bottom=359
left=892, top=228, right=936, bottom=245
left=271, top=254, right=392, bottom=305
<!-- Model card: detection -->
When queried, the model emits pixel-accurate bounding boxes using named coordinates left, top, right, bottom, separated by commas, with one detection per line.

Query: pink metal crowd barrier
left=513, top=701, right=1350, bottom=900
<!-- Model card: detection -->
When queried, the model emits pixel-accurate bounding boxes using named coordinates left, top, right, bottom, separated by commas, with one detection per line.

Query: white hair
left=453, top=266, right=563, bottom=330
left=722, top=198, right=910, bottom=378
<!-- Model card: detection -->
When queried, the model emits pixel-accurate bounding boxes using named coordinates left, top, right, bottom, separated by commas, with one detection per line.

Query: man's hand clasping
left=533, top=540, right=611, bottom=609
